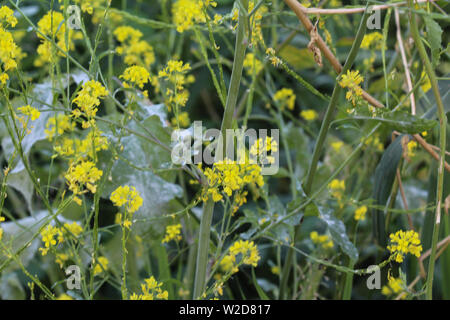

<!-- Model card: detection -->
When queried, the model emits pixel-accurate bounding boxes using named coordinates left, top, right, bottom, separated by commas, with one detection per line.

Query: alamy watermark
left=367, top=7, right=381, bottom=30
left=171, top=121, right=279, bottom=175
left=66, top=5, right=82, bottom=30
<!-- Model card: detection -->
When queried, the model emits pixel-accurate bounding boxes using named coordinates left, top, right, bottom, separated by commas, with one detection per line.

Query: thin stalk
left=407, top=0, right=447, bottom=300
left=192, top=0, right=249, bottom=299
left=279, top=8, right=370, bottom=299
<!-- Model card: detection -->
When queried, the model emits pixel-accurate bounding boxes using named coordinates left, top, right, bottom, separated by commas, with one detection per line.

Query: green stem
left=192, top=0, right=249, bottom=299
left=407, top=0, right=447, bottom=300
left=279, top=8, right=370, bottom=299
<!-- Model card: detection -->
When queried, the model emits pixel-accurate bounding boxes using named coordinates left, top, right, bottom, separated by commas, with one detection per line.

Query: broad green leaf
left=100, top=114, right=182, bottom=239
left=0, top=211, right=48, bottom=272
left=424, top=16, right=443, bottom=66
left=0, top=272, right=25, bottom=300
left=319, top=208, right=359, bottom=261
left=341, top=111, right=437, bottom=134
left=372, top=136, right=404, bottom=247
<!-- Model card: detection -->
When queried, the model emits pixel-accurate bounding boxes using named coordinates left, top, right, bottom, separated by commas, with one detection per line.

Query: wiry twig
left=301, top=0, right=436, bottom=15
left=283, top=0, right=450, bottom=173
left=395, top=8, right=416, bottom=115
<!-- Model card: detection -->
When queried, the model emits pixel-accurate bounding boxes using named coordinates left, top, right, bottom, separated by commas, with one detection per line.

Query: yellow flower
left=200, top=158, right=264, bottom=203
left=64, top=222, right=83, bottom=238
left=162, top=224, right=182, bottom=243
left=387, top=230, right=422, bottom=263
left=249, top=137, right=278, bottom=164
left=407, top=140, right=418, bottom=158
left=300, top=109, right=318, bottom=121
left=45, top=114, right=75, bottom=141
left=0, top=6, right=19, bottom=85
left=339, top=70, right=364, bottom=106
left=72, top=80, right=109, bottom=122
left=243, top=53, right=263, bottom=76
left=65, top=161, right=103, bottom=199
left=114, top=26, right=155, bottom=67
left=171, top=111, right=190, bottom=128
left=156, top=59, right=193, bottom=112
left=271, top=266, right=280, bottom=275
left=361, top=32, right=383, bottom=50
left=273, top=88, right=296, bottom=111
left=310, top=231, right=334, bottom=250
left=382, top=272, right=405, bottom=298
left=328, top=179, right=345, bottom=205
left=420, top=71, right=431, bottom=93
left=18, top=105, right=40, bottom=121
left=56, top=293, right=73, bottom=300
left=93, top=256, right=109, bottom=275
left=130, top=276, right=168, bottom=300
left=331, top=141, right=343, bottom=152
left=120, top=65, right=150, bottom=90
left=354, top=205, right=367, bottom=221
left=55, top=253, right=69, bottom=268
left=110, top=185, right=143, bottom=214
left=39, top=225, right=64, bottom=256
left=172, top=0, right=216, bottom=33
left=229, top=240, right=261, bottom=267
left=0, top=6, right=18, bottom=27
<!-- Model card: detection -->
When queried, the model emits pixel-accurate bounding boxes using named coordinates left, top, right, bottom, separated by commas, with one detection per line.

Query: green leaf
left=424, top=16, right=443, bottom=66
left=100, top=113, right=182, bottom=239
left=319, top=208, right=359, bottom=261
left=371, top=136, right=404, bottom=247
left=340, top=111, right=437, bottom=134
left=0, top=272, right=25, bottom=300
left=0, top=211, right=48, bottom=272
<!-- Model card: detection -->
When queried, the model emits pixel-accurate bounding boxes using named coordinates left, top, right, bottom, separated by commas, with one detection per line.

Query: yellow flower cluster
left=387, top=230, right=422, bottom=263
left=18, top=105, right=40, bottom=121
left=0, top=6, right=18, bottom=85
left=273, top=88, right=296, bottom=111
left=407, top=140, right=418, bottom=158
left=249, top=136, right=278, bottom=164
left=72, top=80, right=109, bottom=128
left=172, top=0, right=217, bottom=33
left=220, top=240, right=260, bottom=274
left=130, top=276, right=169, bottom=300
left=310, top=231, right=334, bottom=250
left=162, top=224, right=183, bottom=243
left=363, top=134, right=384, bottom=152
left=110, top=184, right=143, bottom=228
left=339, top=70, right=364, bottom=106
left=300, top=109, right=318, bottom=121
left=361, top=32, right=383, bottom=50
left=156, top=59, right=194, bottom=112
left=35, top=11, right=80, bottom=67
left=44, top=114, right=76, bottom=141
left=120, top=65, right=150, bottom=97
left=171, top=111, right=190, bottom=128
left=0, top=216, right=4, bottom=241
left=16, top=105, right=41, bottom=135
left=65, top=160, right=103, bottom=205
left=232, top=1, right=266, bottom=46
left=243, top=53, right=263, bottom=76
left=93, top=256, right=109, bottom=275
left=328, top=179, right=345, bottom=203
left=354, top=205, right=367, bottom=221
left=201, top=158, right=264, bottom=203
left=381, top=273, right=405, bottom=298
left=39, top=222, right=83, bottom=256
left=114, top=26, right=155, bottom=67
left=54, top=128, right=108, bottom=160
